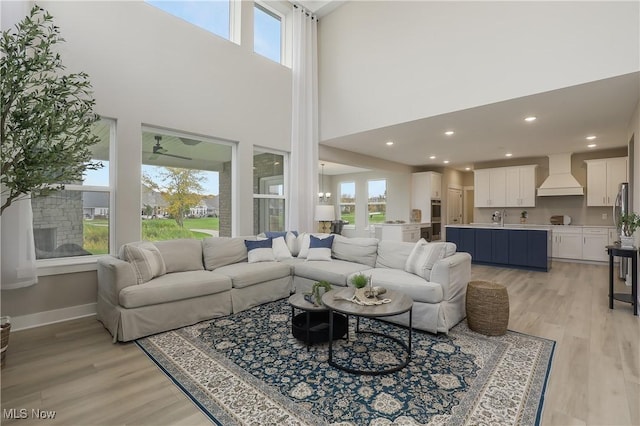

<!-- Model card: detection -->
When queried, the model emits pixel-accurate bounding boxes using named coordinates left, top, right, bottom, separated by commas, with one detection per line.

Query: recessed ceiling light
left=465, top=167, right=471, bottom=171
left=445, top=131, right=455, bottom=136
left=429, top=155, right=436, bottom=160
left=386, top=141, right=394, bottom=146
left=443, top=160, right=450, bottom=164
left=586, top=135, right=597, bottom=140
left=505, top=153, right=513, bottom=157
left=587, top=143, right=597, bottom=148
left=524, top=116, right=537, bottom=122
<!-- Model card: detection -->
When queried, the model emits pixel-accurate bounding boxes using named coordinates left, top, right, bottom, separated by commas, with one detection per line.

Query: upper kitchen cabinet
left=411, top=171, right=442, bottom=221
left=505, top=165, right=537, bottom=207
left=585, top=157, right=628, bottom=206
left=474, top=168, right=506, bottom=207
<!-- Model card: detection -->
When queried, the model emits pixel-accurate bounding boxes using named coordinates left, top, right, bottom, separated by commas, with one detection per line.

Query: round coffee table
left=288, top=293, right=347, bottom=350
left=321, top=288, right=413, bottom=375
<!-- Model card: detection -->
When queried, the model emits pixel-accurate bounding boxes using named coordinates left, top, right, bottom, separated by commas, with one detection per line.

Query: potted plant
left=520, top=210, right=528, bottom=224
left=619, top=212, right=640, bottom=247
left=350, top=274, right=368, bottom=289
left=304, top=281, right=332, bottom=306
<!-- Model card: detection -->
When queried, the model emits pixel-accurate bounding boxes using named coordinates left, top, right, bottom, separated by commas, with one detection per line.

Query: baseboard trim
left=10, top=303, right=97, bottom=331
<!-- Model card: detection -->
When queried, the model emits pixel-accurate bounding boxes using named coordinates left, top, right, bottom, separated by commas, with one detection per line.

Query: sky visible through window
left=254, top=5, right=281, bottom=63
left=146, top=0, right=230, bottom=39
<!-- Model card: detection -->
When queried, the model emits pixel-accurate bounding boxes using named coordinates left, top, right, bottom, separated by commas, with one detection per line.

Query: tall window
left=141, top=127, right=234, bottom=240
left=339, top=182, right=356, bottom=227
left=146, top=0, right=231, bottom=40
left=254, top=3, right=282, bottom=63
left=367, top=179, right=387, bottom=225
left=253, top=149, right=287, bottom=234
left=31, top=119, right=114, bottom=259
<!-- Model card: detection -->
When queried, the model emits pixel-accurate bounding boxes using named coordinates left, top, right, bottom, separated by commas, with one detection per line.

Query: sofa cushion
left=307, top=235, right=334, bottom=261
left=272, top=236, right=293, bottom=261
left=375, top=240, right=416, bottom=269
left=297, top=233, right=332, bottom=259
left=293, top=259, right=372, bottom=286
left=202, top=237, right=248, bottom=270
left=405, top=239, right=452, bottom=281
left=356, top=269, right=444, bottom=304
left=245, top=239, right=276, bottom=263
left=332, top=235, right=378, bottom=267
left=215, top=261, right=291, bottom=289
left=118, top=241, right=166, bottom=284
left=153, top=239, right=204, bottom=273
left=119, top=270, right=231, bottom=308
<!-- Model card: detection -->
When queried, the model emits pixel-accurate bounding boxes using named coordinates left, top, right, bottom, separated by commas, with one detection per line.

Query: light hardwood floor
left=1, top=261, right=638, bottom=425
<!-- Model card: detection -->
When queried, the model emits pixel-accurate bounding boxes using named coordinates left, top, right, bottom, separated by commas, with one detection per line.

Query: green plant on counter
left=350, top=274, right=368, bottom=289
left=520, top=210, right=528, bottom=218
left=619, top=212, right=640, bottom=237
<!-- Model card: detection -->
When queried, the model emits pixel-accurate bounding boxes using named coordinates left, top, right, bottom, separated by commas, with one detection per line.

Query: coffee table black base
left=292, top=311, right=347, bottom=345
left=328, top=310, right=412, bottom=376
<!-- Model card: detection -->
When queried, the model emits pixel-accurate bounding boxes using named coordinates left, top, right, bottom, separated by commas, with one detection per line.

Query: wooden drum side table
left=606, top=244, right=638, bottom=316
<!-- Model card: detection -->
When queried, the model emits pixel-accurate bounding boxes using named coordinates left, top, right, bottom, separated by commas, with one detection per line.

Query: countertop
left=446, top=223, right=616, bottom=231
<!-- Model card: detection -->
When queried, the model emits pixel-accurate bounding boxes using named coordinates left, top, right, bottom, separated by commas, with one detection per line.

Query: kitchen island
left=446, top=224, right=552, bottom=272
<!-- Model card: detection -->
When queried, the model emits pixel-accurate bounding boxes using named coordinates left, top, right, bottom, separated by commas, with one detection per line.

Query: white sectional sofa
left=96, top=233, right=471, bottom=342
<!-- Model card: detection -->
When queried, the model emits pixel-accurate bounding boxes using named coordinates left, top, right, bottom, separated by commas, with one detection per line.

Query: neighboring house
left=82, top=191, right=109, bottom=219
left=188, top=196, right=219, bottom=217
left=141, top=184, right=168, bottom=217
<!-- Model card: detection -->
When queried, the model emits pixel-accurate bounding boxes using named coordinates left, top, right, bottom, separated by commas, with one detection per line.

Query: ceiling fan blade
left=159, top=152, right=192, bottom=160
left=143, top=151, right=159, bottom=160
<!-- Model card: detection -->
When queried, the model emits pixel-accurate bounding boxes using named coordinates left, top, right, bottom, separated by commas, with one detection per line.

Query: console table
left=606, top=244, right=638, bottom=316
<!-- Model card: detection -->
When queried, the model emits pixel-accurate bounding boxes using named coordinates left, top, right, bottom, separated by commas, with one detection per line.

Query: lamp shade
left=314, top=205, right=335, bottom=221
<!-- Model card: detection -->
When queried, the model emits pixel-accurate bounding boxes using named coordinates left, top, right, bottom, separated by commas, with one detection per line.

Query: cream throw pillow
left=404, top=239, right=447, bottom=281
left=119, top=242, right=167, bottom=284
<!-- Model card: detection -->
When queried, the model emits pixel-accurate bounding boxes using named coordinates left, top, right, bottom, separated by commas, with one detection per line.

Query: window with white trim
left=32, top=118, right=115, bottom=259
left=254, top=3, right=283, bottom=63
left=339, top=181, right=356, bottom=227
left=141, top=127, right=234, bottom=240
left=367, top=179, right=387, bottom=226
left=253, top=148, right=287, bottom=234
left=146, top=0, right=232, bottom=41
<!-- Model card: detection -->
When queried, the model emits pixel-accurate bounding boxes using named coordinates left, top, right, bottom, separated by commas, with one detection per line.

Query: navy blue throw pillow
left=309, top=234, right=334, bottom=248
left=244, top=238, right=275, bottom=263
left=265, top=231, right=287, bottom=239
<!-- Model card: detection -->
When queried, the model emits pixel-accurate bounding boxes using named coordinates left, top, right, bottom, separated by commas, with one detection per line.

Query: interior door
left=448, top=188, right=463, bottom=225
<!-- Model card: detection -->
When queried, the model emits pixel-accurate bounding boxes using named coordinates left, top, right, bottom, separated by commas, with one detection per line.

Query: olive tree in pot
left=0, top=6, right=102, bottom=360
left=1, top=5, right=102, bottom=215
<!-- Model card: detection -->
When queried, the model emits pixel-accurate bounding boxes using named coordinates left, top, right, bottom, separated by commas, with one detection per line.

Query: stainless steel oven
left=431, top=222, right=441, bottom=241
left=431, top=200, right=441, bottom=222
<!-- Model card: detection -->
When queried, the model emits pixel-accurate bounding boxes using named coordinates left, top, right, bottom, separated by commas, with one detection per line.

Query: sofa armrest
left=430, top=252, right=471, bottom=301
left=97, top=256, right=137, bottom=306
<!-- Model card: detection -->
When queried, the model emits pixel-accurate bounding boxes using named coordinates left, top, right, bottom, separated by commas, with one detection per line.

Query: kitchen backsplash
left=475, top=195, right=614, bottom=226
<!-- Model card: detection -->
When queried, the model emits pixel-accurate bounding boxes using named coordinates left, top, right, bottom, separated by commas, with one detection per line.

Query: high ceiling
left=320, top=72, right=640, bottom=170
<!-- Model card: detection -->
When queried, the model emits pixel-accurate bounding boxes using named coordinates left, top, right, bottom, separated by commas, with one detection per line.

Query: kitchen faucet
left=501, top=209, right=506, bottom=226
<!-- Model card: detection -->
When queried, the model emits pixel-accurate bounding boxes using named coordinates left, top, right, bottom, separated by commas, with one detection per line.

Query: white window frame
left=252, top=147, right=289, bottom=233
left=254, top=1, right=290, bottom=67
left=338, top=181, right=356, bottom=229
left=366, top=178, right=387, bottom=229
left=36, top=118, right=116, bottom=276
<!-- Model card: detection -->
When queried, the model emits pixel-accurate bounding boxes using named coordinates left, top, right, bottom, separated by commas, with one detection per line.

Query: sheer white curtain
left=1, top=196, right=38, bottom=289
left=287, top=6, right=318, bottom=233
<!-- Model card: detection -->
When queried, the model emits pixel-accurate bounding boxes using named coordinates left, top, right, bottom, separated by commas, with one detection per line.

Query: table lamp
left=315, top=205, right=335, bottom=233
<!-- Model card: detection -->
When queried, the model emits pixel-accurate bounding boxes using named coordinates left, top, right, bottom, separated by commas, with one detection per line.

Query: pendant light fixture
left=318, top=163, right=331, bottom=202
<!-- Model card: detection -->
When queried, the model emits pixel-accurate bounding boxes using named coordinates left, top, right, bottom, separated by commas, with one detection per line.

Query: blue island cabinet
left=446, top=226, right=550, bottom=272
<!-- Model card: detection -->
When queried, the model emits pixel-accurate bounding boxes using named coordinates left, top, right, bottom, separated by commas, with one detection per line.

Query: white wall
left=318, top=1, right=640, bottom=141
left=1, top=1, right=293, bottom=322
left=42, top=1, right=292, bottom=242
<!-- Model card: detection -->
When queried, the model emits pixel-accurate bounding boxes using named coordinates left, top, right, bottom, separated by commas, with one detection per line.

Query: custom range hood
left=537, top=153, right=584, bottom=196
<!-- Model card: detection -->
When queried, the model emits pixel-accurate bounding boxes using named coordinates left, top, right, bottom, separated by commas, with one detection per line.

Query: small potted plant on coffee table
left=350, top=273, right=368, bottom=289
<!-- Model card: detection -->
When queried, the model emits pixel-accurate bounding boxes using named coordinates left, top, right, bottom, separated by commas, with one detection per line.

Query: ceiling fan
left=145, top=135, right=192, bottom=160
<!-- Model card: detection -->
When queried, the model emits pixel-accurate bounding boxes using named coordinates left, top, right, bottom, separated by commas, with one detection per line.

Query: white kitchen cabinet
left=474, top=168, right=506, bottom=207
left=551, top=227, right=583, bottom=259
left=431, top=173, right=442, bottom=199
left=582, top=227, right=608, bottom=261
left=375, top=223, right=426, bottom=243
left=411, top=172, right=441, bottom=221
left=505, top=165, right=537, bottom=207
left=585, top=157, right=628, bottom=206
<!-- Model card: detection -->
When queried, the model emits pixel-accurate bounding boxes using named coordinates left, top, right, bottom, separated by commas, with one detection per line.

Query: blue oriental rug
left=136, top=299, right=554, bottom=425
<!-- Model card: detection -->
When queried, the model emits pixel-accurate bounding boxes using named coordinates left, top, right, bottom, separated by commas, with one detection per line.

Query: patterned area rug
left=136, top=299, right=554, bottom=425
